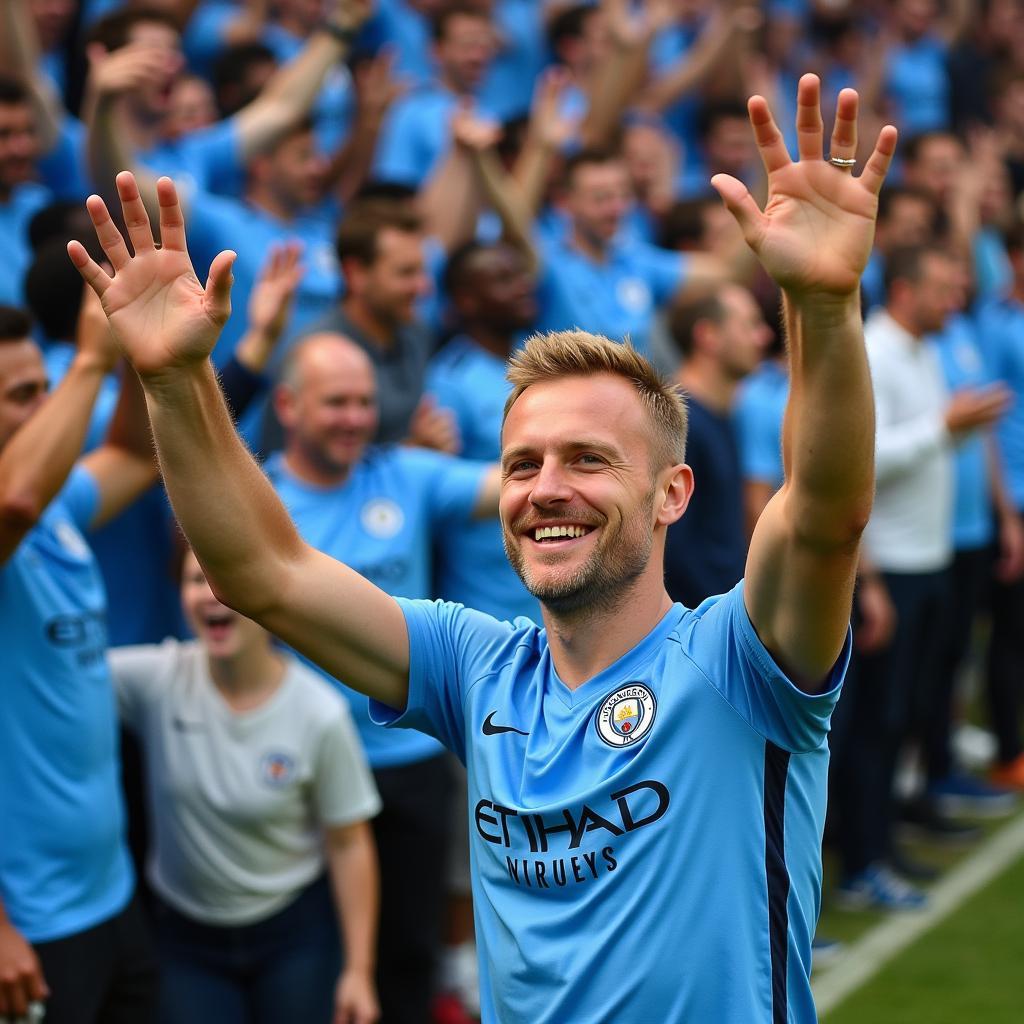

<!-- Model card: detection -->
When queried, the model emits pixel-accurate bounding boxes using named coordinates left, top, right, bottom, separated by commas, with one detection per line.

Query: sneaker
left=887, top=849, right=939, bottom=883
left=835, top=864, right=928, bottom=912
left=811, top=935, right=844, bottom=968
left=928, top=774, right=1017, bottom=819
left=897, top=797, right=982, bottom=845
left=990, top=752, right=1024, bottom=791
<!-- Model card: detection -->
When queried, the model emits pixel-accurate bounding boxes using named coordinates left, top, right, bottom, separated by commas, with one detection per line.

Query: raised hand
left=711, top=74, right=898, bottom=298
left=235, top=242, right=304, bottom=373
left=67, top=173, right=236, bottom=379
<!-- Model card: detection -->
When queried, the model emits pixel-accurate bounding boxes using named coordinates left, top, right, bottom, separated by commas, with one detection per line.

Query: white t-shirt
left=863, top=309, right=954, bottom=573
left=109, top=639, right=381, bottom=926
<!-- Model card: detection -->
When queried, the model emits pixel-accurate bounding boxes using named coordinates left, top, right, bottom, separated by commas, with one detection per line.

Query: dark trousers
left=32, top=893, right=157, bottom=1024
left=988, top=533, right=1024, bottom=763
left=833, top=568, right=951, bottom=877
left=154, top=875, right=340, bottom=1024
left=372, top=753, right=454, bottom=1024
left=926, top=546, right=992, bottom=782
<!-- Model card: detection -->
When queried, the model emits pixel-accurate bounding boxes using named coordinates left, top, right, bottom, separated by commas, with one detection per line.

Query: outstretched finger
left=710, top=173, right=766, bottom=251
left=795, top=73, right=824, bottom=161
left=157, top=176, right=189, bottom=252
left=116, top=171, right=156, bottom=254
left=828, top=87, right=859, bottom=168
left=747, top=95, right=791, bottom=175
left=858, top=124, right=899, bottom=195
left=205, top=249, right=237, bottom=323
left=84, top=194, right=131, bottom=270
left=67, top=239, right=113, bottom=298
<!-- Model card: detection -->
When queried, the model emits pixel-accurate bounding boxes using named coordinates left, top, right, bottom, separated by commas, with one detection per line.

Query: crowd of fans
left=3, top=0, right=1024, bottom=1021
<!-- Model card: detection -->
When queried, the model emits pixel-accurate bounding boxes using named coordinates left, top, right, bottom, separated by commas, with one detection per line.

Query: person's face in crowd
left=260, top=127, right=327, bottom=211
left=29, top=0, right=76, bottom=51
left=623, top=122, right=677, bottom=206
left=126, top=20, right=184, bottom=120
left=709, top=285, right=773, bottom=381
left=704, top=115, right=757, bottom=177
left=893, top=0, right=937, bottom=39
left=354, top=227, right=430, bottom=327
left=904, top=135, right=964, bottom=204
left=556, top=9, right=612, bottom=78
left=995, top=77, right=1024, bottom=137
left=500, top=374, right=678, bottom=615
left=165, top=75, right=218, bottom=139
left=905, top=254, right=960, bottom=335
left=566, top=159, right=633, bottom=247
left=0, top=339, right=47, bottom=453
left=435, top=13, right=495, bottom=94
left=985, top=0, right=1024, bottom=48
left=180, top=549, right=265, bottom=660
left=277, top=336, right=379, bottom=477
left=456, top=245, right=538, bottom=334
left=980, top=162, right=1013, bottom=226
left=876, top=194, right=936, bottom=252
left=0, top=102, right=39, bottom=194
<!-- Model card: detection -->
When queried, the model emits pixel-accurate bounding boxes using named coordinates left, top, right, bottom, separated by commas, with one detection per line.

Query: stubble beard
left=503, top=492, right=656, bottom=618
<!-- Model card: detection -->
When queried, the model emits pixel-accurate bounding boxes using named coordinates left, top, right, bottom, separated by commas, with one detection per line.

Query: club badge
left=595, top=682, right=657, bottom=748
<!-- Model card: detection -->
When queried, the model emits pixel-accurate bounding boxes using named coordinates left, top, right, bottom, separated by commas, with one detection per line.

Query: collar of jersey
left=546, top=603, right=686, bottom=709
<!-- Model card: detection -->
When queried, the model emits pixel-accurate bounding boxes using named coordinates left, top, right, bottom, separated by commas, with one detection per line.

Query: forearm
left=579, top=38, right=648, bottom=150
left=237, top=32, right=346, bottom=157
left=473, top=150, right=540, bottom=272
left=86, top=94, right=138, bottom=202
left=421, top=147, right=482, bottom=253
left=511, top=135, right=558, bottom=218
left=105, top=364, right=152, bottom=460
left=327, top=826, right=379, bottom=975
left=781, top=292, right=875, bottom=543
left=0, top=356, right=108, bottom=523
left=141, top=361, right=306, bottom=613
left=639, top=13, right=732, bottom=113
left=327, top=110, right=386, bottom=206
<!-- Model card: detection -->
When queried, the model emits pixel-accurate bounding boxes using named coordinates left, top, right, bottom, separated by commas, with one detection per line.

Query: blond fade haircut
left=503, top=331, right=688, bottom=470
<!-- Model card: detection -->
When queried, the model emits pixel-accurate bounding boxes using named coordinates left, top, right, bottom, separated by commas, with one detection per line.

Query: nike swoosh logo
left=482, top=711, right=529, bottom=737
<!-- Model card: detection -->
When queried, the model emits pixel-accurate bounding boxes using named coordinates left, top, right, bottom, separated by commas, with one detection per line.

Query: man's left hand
left=334, top=967, right=379, bottom=1024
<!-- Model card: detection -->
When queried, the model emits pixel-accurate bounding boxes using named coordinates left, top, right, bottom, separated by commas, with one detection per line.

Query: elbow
left=0, top=491, right=43, bottom=533
left=788, top=489, right=873, bottom=551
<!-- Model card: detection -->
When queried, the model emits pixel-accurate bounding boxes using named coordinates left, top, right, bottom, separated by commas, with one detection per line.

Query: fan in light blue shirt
left=264, top=333, right=500, bottom=766
left=373, top=6, right=499, bottom=187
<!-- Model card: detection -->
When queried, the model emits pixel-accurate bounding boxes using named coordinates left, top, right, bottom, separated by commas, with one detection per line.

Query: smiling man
left=70, top=75, right=896, bottom=1023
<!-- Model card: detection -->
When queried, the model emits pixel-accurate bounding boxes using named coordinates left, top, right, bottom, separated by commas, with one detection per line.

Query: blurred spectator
left=429, top=241, right=543, bottom=624
left=264, top=333, right=499, bottom=1024
left=373, top=3, right=498, bottom=188
left=663, top=285, right=772, bottom=607
left=0, top=300, right=157, bottom=1023
left=975, top=219, right=1024, bottom=789
left=109, top=544, right=381, bottom=1024
left=0, top=77, right=53, bottom=306
left=534, top=148, right=726, bottom=354
left=834, top=246, right=1009, bottom=910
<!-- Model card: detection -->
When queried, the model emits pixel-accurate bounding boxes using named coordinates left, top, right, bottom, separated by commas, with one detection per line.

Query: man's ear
left=273, top=382, right=296, bottom=431
left=656, top=462, right=694, bottom=528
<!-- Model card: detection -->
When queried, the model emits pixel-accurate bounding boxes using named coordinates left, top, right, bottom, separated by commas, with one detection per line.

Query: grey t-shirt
left=110, top=639, right=381, bottom=926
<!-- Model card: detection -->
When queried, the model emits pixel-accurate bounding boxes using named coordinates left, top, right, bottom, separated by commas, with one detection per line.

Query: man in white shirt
left=834, top=245, right=1009, bottom=909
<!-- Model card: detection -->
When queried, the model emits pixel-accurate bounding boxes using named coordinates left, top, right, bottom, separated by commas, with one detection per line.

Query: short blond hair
left=503, top=330, right=688, bottom=470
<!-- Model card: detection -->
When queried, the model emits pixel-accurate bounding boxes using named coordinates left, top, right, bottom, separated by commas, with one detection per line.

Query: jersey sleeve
left=404, top=448, right=490, bottom=525
left=107, top=639, right=178, bottom=732
left=60, top=464, right=101, bottom=531
left=682, top=581, right=847, bottom=752
left=312, top=700, right=383, bottom=826
left=180, top=118, right=245, bottom=197
left=368, top=598, right=525, bottom=761
left=373, top=97, right=430, bottom=187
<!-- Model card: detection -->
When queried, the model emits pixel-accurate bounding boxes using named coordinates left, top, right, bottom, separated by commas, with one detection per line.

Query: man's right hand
left=329, top=0, right=373, bottom=32
left=68, top=172, right=236, bottom=381
left=0, top=922, right=47, bottom=1019
left=945, top=385, right=1012, bottom=436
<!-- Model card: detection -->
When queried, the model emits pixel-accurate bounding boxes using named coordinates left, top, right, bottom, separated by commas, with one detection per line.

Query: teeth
left=533, top=525, right=590, bottom=541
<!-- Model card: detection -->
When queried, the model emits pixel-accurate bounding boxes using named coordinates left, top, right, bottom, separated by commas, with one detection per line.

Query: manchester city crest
left=595, top=683, right=657, bottom=748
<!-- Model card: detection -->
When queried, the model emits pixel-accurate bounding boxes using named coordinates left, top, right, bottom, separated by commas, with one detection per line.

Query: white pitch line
left=813, top=812, right=1024, bottom=1018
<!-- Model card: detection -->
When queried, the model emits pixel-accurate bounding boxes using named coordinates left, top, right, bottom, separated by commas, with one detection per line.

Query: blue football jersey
left=372, top=582, right=846, bottom=1023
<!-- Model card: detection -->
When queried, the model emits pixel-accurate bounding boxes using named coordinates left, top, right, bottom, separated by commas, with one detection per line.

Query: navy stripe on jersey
left=764, top=741, right=792, bottom=1024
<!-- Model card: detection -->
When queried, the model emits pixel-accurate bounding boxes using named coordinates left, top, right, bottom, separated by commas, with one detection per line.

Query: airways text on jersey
left=475, top=780, right=670, bottom=891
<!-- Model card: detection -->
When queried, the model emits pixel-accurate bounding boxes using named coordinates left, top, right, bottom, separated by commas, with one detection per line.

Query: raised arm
left=713, top=75, right=897, bottom=690
left=232, top=0, right=371, bottom=162
left=68, top=173, right=411, bottom=710
left=0, top=288, right=121, bottom=564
